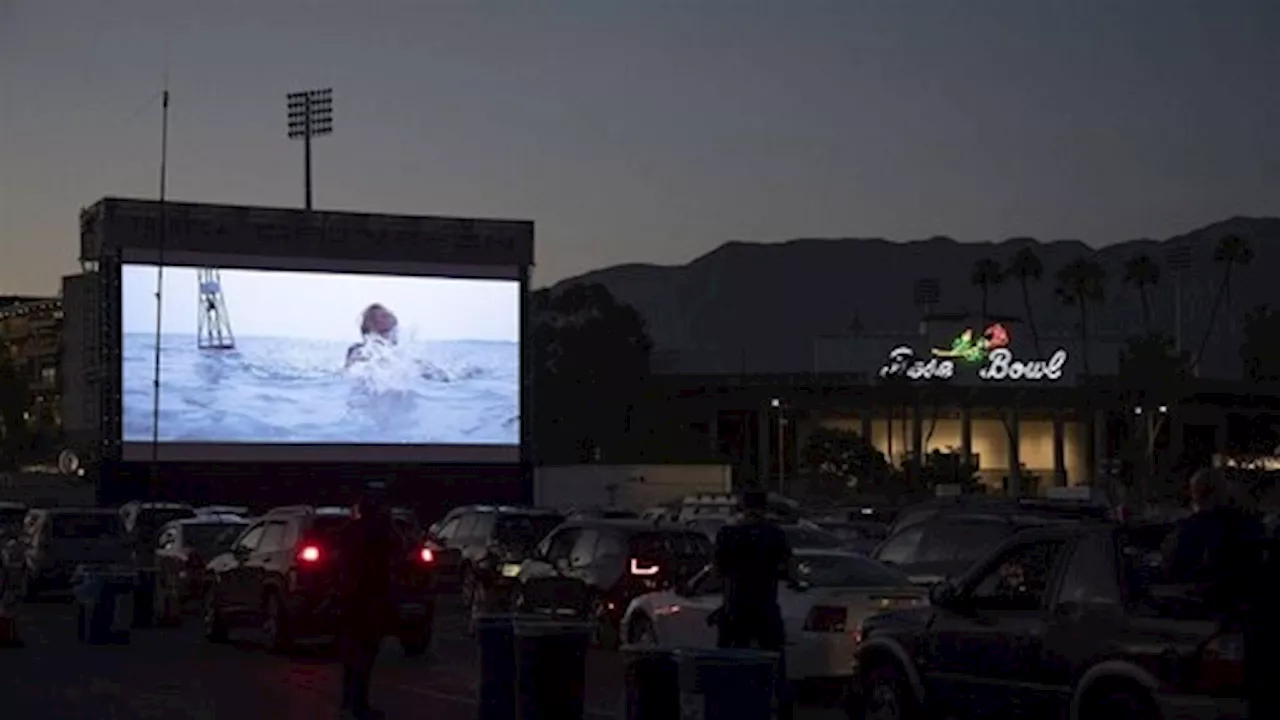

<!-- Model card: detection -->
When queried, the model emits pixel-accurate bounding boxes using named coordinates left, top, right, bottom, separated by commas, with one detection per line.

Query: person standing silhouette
left=713, top=490, right=794, bottom=720
left=339, top=481, right=397, bottom=720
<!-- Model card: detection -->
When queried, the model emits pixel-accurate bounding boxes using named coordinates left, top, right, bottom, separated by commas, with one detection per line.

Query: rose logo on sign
left=878, top=323, right=1068, bottom=382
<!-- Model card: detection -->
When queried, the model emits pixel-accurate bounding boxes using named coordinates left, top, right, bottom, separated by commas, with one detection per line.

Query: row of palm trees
left=967, top=234, right=1256, bottom=377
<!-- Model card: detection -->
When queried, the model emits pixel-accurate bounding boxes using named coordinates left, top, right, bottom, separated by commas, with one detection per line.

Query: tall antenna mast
left=150, top=55, right=171, bottom=490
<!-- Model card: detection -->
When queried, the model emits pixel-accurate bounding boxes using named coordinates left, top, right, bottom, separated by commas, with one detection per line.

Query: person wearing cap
left=711, top=489, right=794, bottom=720
left=338, top=482, right=398, bottom=720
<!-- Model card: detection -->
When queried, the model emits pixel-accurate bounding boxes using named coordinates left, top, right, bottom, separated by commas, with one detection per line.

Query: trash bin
left=475, top=613, right=542, bottom=720
left=621, top=645, right=680, bottom=720
left=133, top=568, right=157, bottom=628
left=673, top=648, right=778, bottom=720
left=514, top=618, right=591, bottom=720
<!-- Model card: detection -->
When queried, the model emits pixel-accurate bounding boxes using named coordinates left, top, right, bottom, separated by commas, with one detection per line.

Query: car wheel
left=1087, top=687, right=1159, bottom=720
left=202, top=588, right=228, bottom=643
left=261, top=592, right=292, bottom=653
left=860, top=662, right=919, bottom=720
left=627, top=615, right=659, bottom=647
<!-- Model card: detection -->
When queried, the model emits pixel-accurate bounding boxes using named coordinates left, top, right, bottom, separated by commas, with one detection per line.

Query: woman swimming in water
left=346, top=303, right=399, bottom=368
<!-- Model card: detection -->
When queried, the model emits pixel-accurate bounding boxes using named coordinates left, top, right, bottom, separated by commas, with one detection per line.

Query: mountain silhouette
left=552, top=217, right=1280, bottom=380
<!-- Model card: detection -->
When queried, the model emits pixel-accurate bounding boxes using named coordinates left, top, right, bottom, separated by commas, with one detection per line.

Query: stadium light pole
left=287, top=88, right=333, bottom=210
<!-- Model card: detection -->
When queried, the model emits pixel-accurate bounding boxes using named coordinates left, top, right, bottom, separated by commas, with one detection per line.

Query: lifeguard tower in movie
left=197, top=268, right=235, bottom=350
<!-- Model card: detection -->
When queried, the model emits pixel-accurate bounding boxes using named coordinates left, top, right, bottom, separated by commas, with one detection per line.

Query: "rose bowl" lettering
left=878, top=346, right=1069, bottom=382
left=977, top=348, right=1068, bottom=382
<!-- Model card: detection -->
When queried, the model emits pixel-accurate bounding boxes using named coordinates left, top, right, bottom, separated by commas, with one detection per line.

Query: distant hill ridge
left=552, top=217, right=1280, bottom=379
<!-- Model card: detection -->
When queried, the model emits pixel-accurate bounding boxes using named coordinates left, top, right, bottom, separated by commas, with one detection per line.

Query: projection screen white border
left=117, top=252, right=522, bottom=464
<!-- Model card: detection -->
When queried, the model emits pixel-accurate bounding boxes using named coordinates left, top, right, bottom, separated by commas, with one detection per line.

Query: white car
left=620, top=549, right=926, bottom=681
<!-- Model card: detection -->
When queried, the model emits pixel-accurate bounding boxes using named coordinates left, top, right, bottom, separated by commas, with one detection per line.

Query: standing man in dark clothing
left=712, top=489, right=794, bottom=720
left=339, top=481, right=398, bottom=720
left=1164, top=468, right=1270, bottom=717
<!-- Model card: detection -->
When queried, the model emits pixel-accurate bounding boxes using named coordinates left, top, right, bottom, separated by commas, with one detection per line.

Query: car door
left=221, top=522, right=265, bottom=613
left=1039, top=531, right=1128, bottom=710
left=923, top=537, right=1069, bottom=720
left=666, top=567, right=723, bottom=647
left=244, top=521, right=287, bottom=612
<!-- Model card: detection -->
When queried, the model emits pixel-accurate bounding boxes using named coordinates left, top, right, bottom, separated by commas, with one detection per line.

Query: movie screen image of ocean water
left=122, top=333, right=519, bottom=445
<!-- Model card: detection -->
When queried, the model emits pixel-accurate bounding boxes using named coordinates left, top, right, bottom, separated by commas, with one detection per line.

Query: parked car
left=155, top=513, right=251, bottom=604
left=512, top=519, right=713, bottom=648
left=622, top=549, right=923, bottom=690
left=813, top=520, right=889, bottom=555
left=202, top=505, right=438, bottom=656
left=427, top=505, right=565, bottom=602
left=20, top=507, right=129, bottom=597
left=849, top=522, right=1247, bottom=720
left=120, top=501, right=196, bottom=566
left=873, top=511, right=1072, bottom=586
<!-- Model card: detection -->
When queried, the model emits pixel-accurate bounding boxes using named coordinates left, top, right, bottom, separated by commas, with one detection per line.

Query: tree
left=916, top=450, right=981, bottom=492
left=801, top=427, right=892, bottom=499
left=1005, top=243, right=1044, bottom=354
left=0, top=349, right=32, bottom=469
left=530, top=283, right=653, bottom=463
left=1122, top=253, right=1161, bottom=334
left=1054, top=257, right=1107, bottom=376
left=1194, top=234, right=1254, bottom=370
left=970, top=257, right=1005, bottom=325
left=1118, top=333, right=1189, bottom=501
left=1241, top=304, right=1280, bottom=383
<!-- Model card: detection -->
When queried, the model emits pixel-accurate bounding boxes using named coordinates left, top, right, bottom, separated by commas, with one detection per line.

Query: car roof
left=43, top=507, right=116, bottom=515
left=565, top=519, right=706, bottom=534
left=171, top=514, right=248, bottom=526
left=793, top=547, right=873, bottom=560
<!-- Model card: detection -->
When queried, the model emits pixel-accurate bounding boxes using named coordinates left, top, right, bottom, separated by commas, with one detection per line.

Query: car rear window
left=52, top=514, right=122, bottom=539
left=632, top=531, right=713, bottom=559
left=309, top=516, right=350, bottom=543
left=185, top=522, right=248, bottom=556
left=494, top=514, right=563, bottom=546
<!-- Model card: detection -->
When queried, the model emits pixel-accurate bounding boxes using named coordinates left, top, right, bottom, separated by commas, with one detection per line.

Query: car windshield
left=184, top=523, right=247, bottom=556
left=633, top=531, right=714, bottom=559
left=494, top=514, right=563, bottom=547
left=784, top=526, right=844, bottom=549
left=819, top=522, right=887, bottom=541
left=52, top=514, right=122, bottom=539
left=796, top=553, right=911, bottom=588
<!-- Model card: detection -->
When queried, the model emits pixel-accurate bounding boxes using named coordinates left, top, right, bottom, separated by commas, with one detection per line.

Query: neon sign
left=878, top=323, right=1068, bottom=382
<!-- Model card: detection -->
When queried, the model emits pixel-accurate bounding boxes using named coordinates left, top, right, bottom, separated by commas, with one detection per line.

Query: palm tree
left=1054, top=257, right=1107, bottom=376
left=1121, top=253, right=1161, bottom=334
left=970, top=258, right=1005, bottom=325
left=1005, top=243, right=1044, bottom=354
left=1193, top=234, right=1254, bottom=370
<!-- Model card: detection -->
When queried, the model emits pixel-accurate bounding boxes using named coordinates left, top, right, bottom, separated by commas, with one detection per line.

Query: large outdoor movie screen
left=120, top=263, right=521, bottom=462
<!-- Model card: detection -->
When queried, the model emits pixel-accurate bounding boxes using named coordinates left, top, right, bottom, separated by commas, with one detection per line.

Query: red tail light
left=803, top=605, right=849, bottom=633
left=419, top=547, right=434, bottom=563
left=297, top=545, right=322, bottom=563
left=630, top=558, right=660, bottom=576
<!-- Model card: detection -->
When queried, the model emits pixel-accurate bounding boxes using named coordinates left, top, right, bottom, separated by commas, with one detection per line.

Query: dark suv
left=202, top=505, right=437, bottom=656
left=512, top=519, right=713, bottom=648
left=851, top=522, right=1247, bottom=720
left=428, top=505, right=565, bottom=605
left=873, top=510, right=1071, bottom=586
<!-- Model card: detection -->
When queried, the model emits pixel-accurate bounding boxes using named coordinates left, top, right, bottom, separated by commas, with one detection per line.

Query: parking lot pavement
left=0, top=599, right=847, bottom=720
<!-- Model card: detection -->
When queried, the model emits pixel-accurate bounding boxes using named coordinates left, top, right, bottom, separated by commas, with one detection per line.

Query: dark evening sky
left=2, top=1, right=1277, bottom=294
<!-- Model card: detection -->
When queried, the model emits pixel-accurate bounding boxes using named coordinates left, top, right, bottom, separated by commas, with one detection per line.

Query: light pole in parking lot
left=771, top=398, right=786, bottom=496
left=286, top=88, right=334, bottom=211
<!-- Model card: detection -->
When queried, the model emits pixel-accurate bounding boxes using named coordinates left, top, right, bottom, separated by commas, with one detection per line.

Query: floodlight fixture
left=286, top=88, right=334, bottom=209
